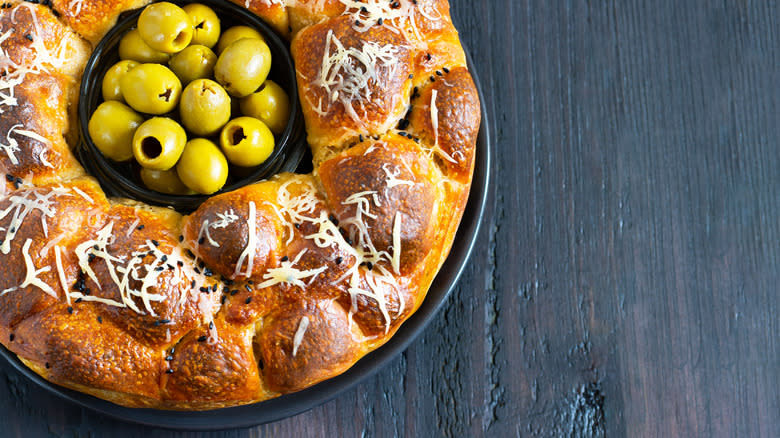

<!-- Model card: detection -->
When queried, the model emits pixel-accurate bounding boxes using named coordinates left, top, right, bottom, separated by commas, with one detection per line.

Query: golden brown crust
left=0, top=0, right=481, bottom=410
left=292, top=14, right=413, bottom=153
left=50, top=0, right=152, bottom=45
left=231, top=0, right=291, bottom=38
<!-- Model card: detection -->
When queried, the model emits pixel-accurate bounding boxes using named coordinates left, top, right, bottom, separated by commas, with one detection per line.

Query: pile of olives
left=88, top=2, right=290, bottom=195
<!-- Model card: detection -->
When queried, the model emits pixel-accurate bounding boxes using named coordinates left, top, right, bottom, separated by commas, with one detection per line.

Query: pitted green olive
left=88, top=101, right=144, bottom=162
left=239, top=80, right=290, bottom=135
left=118, top=28, right=170, bottom=63
left=219, top=116, right=274, bottom=167
left=132, top=117, right=187, bottom=170
left=140, top=167, right=192, bottom=195
left=120, top=63, right=182, bottom=115
left=102, top=60, right=139, bottom=102
left=180, top=79, right=231, bottom=137
left=137, top=2, right=193, bottom=54
left=183, top=3, right=221, bottom=49
left=215, top=38, right=272, bottom=98
left=168, top=45, right=217, bottom=85
left=176, top=138, right=228, bottom=195
left=216, top=25, right=263, bottom=54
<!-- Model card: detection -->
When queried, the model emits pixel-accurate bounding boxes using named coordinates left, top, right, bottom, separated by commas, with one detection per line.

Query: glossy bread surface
left=0, top=0, right=480, bottom=409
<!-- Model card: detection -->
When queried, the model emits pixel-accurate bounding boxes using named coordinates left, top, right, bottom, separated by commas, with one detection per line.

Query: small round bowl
left=77, top=0, right=306, bottom=212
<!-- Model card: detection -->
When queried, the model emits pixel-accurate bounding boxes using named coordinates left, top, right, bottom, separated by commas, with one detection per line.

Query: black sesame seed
left=245, top=297, right=252, bottom=304
left=9, top=333, right=14, bottom=342
left=212, top=284, right=218, bottom=292
left=25, top=34, right=33, bottom=41
left=161, top=255, right=168, bottom=262
left=359, top=134, right=364, bottom=142
left=426, top=52, right=432, bottom=60
left=366, top=262, right=374, bottom=270
left=5, top=174, right=13, bottom=182
left=191, top=280, right=197, bottom=288
left=209, top=321, right=214, bottom=330
left=154, top=266, right=164, bottom=272
left=137, top=224, right=145, bottom=230
left=377, top=18, right=383, bottom=25
left=408, top=74, right=414, bottom=79
left=335, top=256, right=343, bottom=265
left=281, top=255, right=289, bottom=262
left=221, top=295, right=227, bottom=304
left=186, top=249, right=195, bottom=258
left=178, top=235, right=183, bottom=242
left=75, top=297, right=82, bottom=303
left=204, top=268, right=213, bottom=276
left=165, top=369, right=174, bottom=374
left=151, top=240, right=159, bottom=247
left=45, top=362, right=50, bottom=369
left=197, top=335, right=208, bottom=342
left=230, top=289, right=239, bottom=296
left=165, top=355, right=173, bottom=361
left=199, top=286, right=209, bottom=293
left=97, top=316, right=102, bottom=324
left=430, top=75, right=436, bottom=82
left=245, top=284, right=252, bottom=292
left=443, top=67, right=450, bottom=73
left=198, top=237, right=205, bottom=245
left=67, top=306, right=73, bottom=314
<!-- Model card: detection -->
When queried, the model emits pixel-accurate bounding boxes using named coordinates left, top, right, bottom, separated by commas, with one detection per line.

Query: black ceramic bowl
left=77, top=0, right=306, bottom=212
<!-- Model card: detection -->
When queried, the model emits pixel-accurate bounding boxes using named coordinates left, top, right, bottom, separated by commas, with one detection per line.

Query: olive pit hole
left=195, top=21, right=205, bottom=30
left=141, top=137, right=162, bottom=159
left=158, top=88, right=173, bottom=101
left=174, top=31, right=189, bottom=45
left=230, top=127, right=246, bottom=145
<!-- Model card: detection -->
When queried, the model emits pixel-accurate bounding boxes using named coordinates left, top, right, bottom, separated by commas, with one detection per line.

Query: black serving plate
left=76, top=0, right=306, bottom=212
left=0, top=45, right=491, bottom=429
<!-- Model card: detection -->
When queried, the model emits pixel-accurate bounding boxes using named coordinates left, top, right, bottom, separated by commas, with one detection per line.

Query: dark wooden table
left=2, top=0, right=778, bottom=436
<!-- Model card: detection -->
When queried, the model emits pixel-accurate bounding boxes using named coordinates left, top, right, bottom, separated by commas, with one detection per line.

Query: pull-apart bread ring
left=0, top=0, right=480, bottom=409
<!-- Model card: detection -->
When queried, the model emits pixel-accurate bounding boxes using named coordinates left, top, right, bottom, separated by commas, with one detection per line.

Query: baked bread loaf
left=0, top=0, right=480, bottom=409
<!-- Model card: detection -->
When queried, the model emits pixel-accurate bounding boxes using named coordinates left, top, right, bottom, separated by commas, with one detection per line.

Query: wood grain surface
left=2, top=0, right=778, bottom=436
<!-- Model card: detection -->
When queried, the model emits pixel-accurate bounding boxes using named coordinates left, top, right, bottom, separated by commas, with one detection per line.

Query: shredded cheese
left=311, top=29, right=398, bottom=125
left=234, top=202, right=257, bottom=278
left=292, top=316, right=310, bottom=357
left=19, top=238, right=57, bottom=298
left=256, top=249, right=327, bottom=289
left=53, top=245, right=70, bottom=305
left=68, top=0, right=84, bottom=15
left=0, top=188, right=58, bottom=254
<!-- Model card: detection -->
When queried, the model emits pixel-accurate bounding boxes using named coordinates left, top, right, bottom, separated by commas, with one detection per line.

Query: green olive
left=219, top=116, right=274, bottom=167
left=120, top=63, right=182, bottom=115
left=168, top=44, right=217, bottom=86
left=216, top=25, right=264, bottom=54
left=215, top=38, right=272, bottom=98
left=239, top=80, right=290, bottom=135
left=182, top=3, right=221, bottom=49
left=137, top=2, right=193, bottom=54
left=180, top=79, right=231, bottom=137
left=132, top=117, right=187, bottom=170
left=140, top=167, right=192, bottom=195
left=101, top=60, right=139, bottom=102
left=88, top=101, right=144, bottom=162
left=118, top=28, right=171, bottom=63
left=176, top=138, right=228, bottom=195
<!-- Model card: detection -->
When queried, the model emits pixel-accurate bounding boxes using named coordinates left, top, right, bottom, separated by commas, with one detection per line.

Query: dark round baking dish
left=2, top=37, right=490, bottom=429
left=76, top=0, right=307, bottom=212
